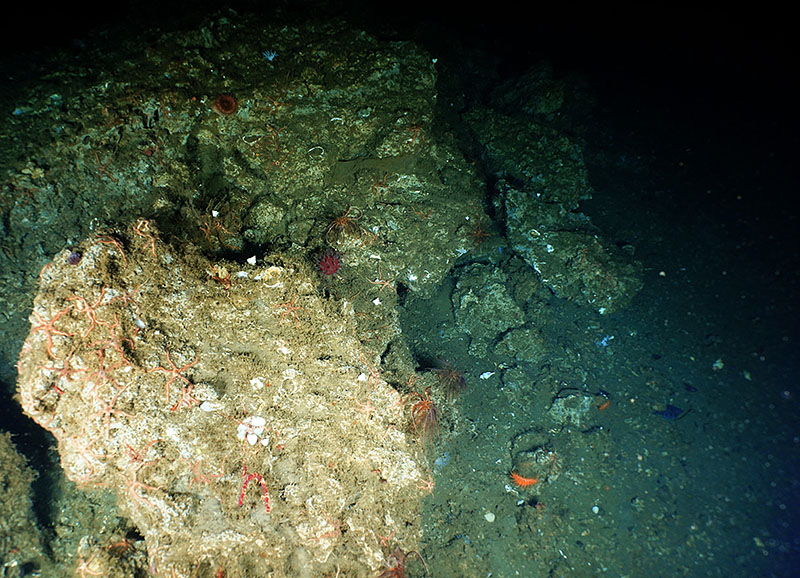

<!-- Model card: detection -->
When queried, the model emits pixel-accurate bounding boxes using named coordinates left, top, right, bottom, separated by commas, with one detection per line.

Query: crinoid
left=465, top=214, right=491, bottom=246
left=325, top=205, right=363, bottom=243
left=433, top=360, right=466, bottom=400
left=407, top=387, right=439, bottom=446
left=378, top=547, right=428, bottom=578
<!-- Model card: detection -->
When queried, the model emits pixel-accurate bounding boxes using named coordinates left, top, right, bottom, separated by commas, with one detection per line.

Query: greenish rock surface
left=0, top=15, right=485, bottom=383
left=452, top=264, right=525, bottom=356
left=494, top=326, right=548, bottom=365
left=467, top=98, right=643, bottom=313
left=0, top=433, right=51, bottom=576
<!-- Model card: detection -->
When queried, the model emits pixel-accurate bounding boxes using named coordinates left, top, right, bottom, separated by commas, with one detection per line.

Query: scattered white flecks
left=250, top=377, right=267, bottom=390
left=199, top=400, right=225, bottom=412
left=276, top=342, right=291, bottom=355
left=479, top=371, right=495, bottom=380
left=101, top=287, right=120, bottom=301
left=407, top=272, right=418, bottom=282
left=372, top=297, right=382, bottom=306
left=246, top=255, right=257, bottom=265
left=236, top=271, right=249, bottom=278
left=165, top=425, right=181, bottom=443
left=282, top=368, right=299, bottom=380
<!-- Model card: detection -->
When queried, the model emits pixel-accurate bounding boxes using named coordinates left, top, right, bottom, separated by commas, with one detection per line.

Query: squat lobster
left=378, top=546, right=428, bottom=577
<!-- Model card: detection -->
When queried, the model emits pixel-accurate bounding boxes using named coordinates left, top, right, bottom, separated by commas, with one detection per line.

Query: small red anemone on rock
left=317, top=247, right=342, bottom=277
left=211, top=94, right=238, bottom=115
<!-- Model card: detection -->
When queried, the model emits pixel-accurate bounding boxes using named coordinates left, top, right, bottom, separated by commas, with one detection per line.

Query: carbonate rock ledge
left=16, top=221, right=427, bottom=577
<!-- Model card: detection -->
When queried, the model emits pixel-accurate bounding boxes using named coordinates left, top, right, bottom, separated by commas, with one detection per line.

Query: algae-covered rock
left=16, top=222, right=428, bottom=577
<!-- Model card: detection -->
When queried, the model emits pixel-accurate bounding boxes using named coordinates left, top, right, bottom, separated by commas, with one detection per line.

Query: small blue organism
left=433, top=452, right=450, bottom=472
left=595, top=334, right=614, bottom=348
left=262, top=50, right=277, bottom=62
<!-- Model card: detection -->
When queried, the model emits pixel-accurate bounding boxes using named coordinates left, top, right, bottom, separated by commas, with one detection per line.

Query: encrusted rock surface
left=16, top=222, right=427, bottom=577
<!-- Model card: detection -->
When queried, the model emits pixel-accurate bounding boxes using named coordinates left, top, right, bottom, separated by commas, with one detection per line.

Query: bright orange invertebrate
left=407, top=387, right=439, bottom=445
left=510, top=471, right=539, bottom=487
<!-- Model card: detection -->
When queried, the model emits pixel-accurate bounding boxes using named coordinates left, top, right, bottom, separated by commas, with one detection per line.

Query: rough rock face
left=452, top=264, right=526, bottom=356
left=16, top=222, right=427, bottom=577
left=501, top=184, right=643, bottom=314
left=0, top=14, right=485, bottom=382
left=466, top=89, right=643, bottom=314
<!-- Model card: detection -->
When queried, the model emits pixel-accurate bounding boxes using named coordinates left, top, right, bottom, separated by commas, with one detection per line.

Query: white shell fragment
left=237, top=415, right=268, bottom=445
left=199, top=400, right=225, bottom=412
left=250, top=377, right=266, bottom=389
left=479, top=371, right=495, bottom=380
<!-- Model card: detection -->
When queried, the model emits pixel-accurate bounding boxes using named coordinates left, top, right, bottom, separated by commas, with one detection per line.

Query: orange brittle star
left=274, top=295, right=306, bottom=328
left=149, top=349, right=199, bottom=405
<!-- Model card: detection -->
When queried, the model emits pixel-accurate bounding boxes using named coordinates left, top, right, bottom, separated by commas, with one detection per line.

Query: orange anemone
left=510, top=471, right=539, bottom=487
